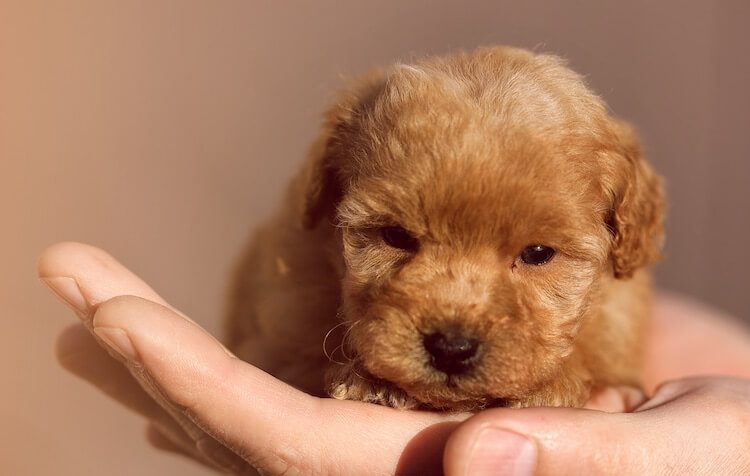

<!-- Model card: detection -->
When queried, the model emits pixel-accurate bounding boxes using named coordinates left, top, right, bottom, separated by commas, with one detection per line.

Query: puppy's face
left=302, top=48, right=663, bottom=409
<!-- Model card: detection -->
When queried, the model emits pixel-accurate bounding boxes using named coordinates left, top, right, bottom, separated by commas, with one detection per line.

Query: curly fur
left=224, top=46, right=665, bottom=411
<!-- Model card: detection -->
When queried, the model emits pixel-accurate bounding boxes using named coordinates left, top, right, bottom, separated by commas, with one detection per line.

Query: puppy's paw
left=326, top=365, right=419, bottom=409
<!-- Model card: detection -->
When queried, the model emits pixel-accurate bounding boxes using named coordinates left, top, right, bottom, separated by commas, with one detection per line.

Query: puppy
left=224, top=46, right=664, bottom=411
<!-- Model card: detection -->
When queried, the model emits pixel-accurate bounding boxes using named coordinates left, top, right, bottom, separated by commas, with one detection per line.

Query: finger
left=145, top=423, right=200, bottom=457
left=446, top=377, right=750, bottom=476
left=57, top=324, right=169, bottom=420
left=40, top=243, right=244, bottom=471
left=57, top=324, right=202, bottom=449
left=147, top=425, right=256, bottom=475
left=645, top=292, right=750, bottom=391
left=443, top=407, right=648, bottom=476
left=583, top=386, right=647, bottom=412
left=93, top=295, right=463, bottom=475
left=145, top=424, right=227, bottom=472
left=37, top=242, right=189, bottom=321
left=93, top=294, right=317, bottom=472
left=38, top=242, right=231, bottom=355
left=633, top=376, right=726, bottom=412
left=60, top=319, right=250, bottom=473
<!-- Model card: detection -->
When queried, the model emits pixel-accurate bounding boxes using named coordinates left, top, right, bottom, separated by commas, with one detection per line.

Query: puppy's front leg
left=325, top=363, right=420, bottom=409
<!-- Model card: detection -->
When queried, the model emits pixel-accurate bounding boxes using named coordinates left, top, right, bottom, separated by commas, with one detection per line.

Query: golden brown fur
left=224, top=46, right=665, bottom=411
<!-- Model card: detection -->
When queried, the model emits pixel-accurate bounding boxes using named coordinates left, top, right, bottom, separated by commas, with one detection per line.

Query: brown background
left=1, top=1, right=748, bottom=474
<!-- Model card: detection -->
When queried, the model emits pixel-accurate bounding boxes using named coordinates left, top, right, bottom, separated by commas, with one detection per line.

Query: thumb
left=443, top=406, right=645, bottom=476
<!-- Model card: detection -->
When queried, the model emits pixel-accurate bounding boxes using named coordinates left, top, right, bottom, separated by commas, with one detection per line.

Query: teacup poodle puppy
left=224, top=46, right=664, bottom=411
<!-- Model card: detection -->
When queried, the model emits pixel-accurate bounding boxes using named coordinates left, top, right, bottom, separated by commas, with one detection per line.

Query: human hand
left=443, top=296, right=750, bottom=475
left=444, top=376, right=750, bottom=475
left=40, top=242, right=466, bottom=475
left=40, top=243, right=750, bottom=475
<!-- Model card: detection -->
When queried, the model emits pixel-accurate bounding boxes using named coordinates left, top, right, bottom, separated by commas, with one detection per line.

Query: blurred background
left=1, top=1, right=748, bottom=474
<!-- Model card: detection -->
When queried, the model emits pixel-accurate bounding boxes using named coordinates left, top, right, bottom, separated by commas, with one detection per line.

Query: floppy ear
left=296, top=71, right=387, bottom=229
left=602, top=120, right=666, bottom=279
left=297, top=126, right=343, bottom=230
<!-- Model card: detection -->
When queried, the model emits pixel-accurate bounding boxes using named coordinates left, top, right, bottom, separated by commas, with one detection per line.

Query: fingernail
left=93, top=327, right=139, bottom=362
left=40, top=276, right=88, bottom=315
left=465, top=428, right=537, bottom=476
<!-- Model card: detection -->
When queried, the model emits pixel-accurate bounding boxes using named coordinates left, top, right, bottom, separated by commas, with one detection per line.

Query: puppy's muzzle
left=423, top=331, right=479, bottom=375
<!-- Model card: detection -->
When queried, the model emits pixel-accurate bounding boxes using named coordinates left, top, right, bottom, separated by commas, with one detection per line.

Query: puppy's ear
left=602, top=120, right=665, bottom=279
left=297, top=71, right=386, bottom=229
left=297, top=126, right=343, bottom=230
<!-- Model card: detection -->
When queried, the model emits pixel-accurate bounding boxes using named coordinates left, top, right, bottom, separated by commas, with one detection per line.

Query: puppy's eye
left=520, top=245, right=555, bottom=265
left=381, top=226, right=419, bottom=251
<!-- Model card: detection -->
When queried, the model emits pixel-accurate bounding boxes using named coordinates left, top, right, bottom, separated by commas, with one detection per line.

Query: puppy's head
left=300, top=47, right=664, bottom=409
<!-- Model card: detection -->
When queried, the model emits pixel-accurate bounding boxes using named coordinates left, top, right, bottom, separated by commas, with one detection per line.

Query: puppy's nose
left=423, top=332, right=479, bottom=374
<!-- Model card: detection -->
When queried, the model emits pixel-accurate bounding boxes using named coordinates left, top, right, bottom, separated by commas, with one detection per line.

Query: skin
left=40, top=242, right=750, bottom=475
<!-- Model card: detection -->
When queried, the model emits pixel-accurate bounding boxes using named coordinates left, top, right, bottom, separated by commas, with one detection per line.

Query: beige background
left=1, top=1, right=748, bottom=474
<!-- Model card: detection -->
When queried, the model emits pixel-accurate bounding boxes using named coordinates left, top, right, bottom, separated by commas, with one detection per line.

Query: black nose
left=423, top=332, right=479, bottom=374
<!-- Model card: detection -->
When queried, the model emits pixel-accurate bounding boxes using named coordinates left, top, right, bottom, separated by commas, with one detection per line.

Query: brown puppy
left=224, top=46, right=664, bottom=411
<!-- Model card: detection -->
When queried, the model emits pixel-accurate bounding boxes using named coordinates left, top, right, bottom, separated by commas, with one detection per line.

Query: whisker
left=340, top=319, right=362, bottom=362
left=323, top=321, right=349, bottom=365
left=322, top=316, right=374, bottom=383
